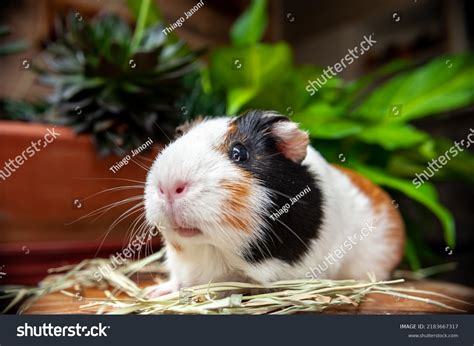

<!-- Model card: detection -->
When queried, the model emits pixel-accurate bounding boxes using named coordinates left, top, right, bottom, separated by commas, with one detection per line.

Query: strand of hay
left=1, top=249, right=470, bottom=315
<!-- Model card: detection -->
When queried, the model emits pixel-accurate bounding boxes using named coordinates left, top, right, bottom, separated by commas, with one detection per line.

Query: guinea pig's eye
left=230, top=143, right=249, bottom=163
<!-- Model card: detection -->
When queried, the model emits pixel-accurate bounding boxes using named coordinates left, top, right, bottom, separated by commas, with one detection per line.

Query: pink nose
left=158, top=181, right=188, bottom=201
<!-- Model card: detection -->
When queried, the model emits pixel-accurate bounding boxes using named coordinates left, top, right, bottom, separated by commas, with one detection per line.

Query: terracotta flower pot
left=0, top=121, right=162, bottom=284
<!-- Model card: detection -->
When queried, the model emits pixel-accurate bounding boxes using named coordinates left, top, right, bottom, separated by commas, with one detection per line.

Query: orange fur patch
left=332, top=165, right=405, bottom=271
left=216, top=123, right=238, bottom=155
left=220, top=176, right=253, bottom=233
left=215, top=122, right=254, bottom=233
left=170, top=242, right=183, bottom=252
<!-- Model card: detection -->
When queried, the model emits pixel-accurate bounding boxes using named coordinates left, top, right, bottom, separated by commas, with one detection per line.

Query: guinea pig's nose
left=157, top=181, right=188, bottom=201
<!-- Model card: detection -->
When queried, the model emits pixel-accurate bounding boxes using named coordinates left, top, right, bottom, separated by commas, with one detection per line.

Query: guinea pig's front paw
left=143, top=279, right=180, bottom=298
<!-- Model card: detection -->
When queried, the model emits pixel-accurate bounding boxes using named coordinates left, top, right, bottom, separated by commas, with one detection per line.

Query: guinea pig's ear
left=271, top=120, right=309, bottom=163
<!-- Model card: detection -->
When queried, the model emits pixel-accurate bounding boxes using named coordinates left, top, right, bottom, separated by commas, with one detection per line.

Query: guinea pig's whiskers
left=256, top=234, right=273, bottom=259
left=250, top=235, right=269, bottom=261
left=274, top=218, right=310, bottom=251
left=187, top=203, right=243, bottom=252
left=263, top=186, right=294, bottom=200
left=110, top=208, right=145, bottom=251
left=135, top=224, right=155, bottom=261
left=125, top=211, right=146, bottom=246
left=255, top=218, right=280, bottom=259
left=192, top=198, right=275, bottom=260
left=107, top=206, right=145, bottom=249
left=263, top=151, right=283, bottom=160
left=81, top=185, right=145, bottom=203
left=108, top=201, right=145, bottom=233
left=66, top=182, right=145, bottom=225
left=128, top=216, right=152, bottom=252
left=213, top=216, right=238, bottom=246
left=134, top=155, right=155, bottom=164
left=94, top=201, right=145, bottom=257
left=90, top=196, right=144, bottom=222
left=73, top=177, right=146, bottom=185
left=131, top=223, right=148, bottom=261
left=145, top=235, right=154, bottom=259
left=66, top=195, right=144, bottom=226
left=131, top=158, right=150, bottom=172
left=112, top=144, right=152, bottom=174
left=261, top=220, right=284, bottom=245
left=128, top=226, right=145, bottom=262
left=153, top=121, right=172, bottom=142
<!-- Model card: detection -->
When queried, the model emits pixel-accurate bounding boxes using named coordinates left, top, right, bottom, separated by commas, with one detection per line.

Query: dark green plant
left=36, top=5, right=200, bottom=155
left=185, top=0, right=474, bottom=270
left=0, top=99, right=49, bottom=122
left=176, top=71, right=227, bottom=122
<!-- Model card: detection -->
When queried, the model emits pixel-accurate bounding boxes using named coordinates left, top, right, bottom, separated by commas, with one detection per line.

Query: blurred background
left=0, top=0, right=473, bottom=287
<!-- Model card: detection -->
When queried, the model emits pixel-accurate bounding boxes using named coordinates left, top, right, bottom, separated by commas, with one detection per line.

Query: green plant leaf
left=424, top=136, right=474, bottom=184
left=209, top=43, right=292, bottom=112
left=292, top=102, right=361, bottom=139
left=130, top=0, right=153, bottom=52
left=430, top=136, right=474, bottom=184
left=350, top=163, right=455, bottom=247
left=127, top=0, right=161, bottom=28
left=386, top=136, right=474, bottom=184
left=230, top=0, right=268, bottom=47
left=308, top=120, right=363, bottom=139
left=210, top=43, right=292, bottom=89
left=386, top=154, right=430, bottom=178
left=227, top=87, right=259, bottom=115
left=354, top=54, right=474, bottom=122
left=295, top=101, right=346, bottom=118
left=242, top=66, right=322, bottom=114
left=356, top=123, right=430, bottom=150
left=341, top=59, right=413, bottom=108
left=404, top=237, right=421, bottom=271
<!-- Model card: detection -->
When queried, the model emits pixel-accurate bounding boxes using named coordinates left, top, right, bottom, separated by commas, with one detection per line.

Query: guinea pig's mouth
left=174, top=227, right=202, bottom=238
left=165, top=211, right=202, bottom=237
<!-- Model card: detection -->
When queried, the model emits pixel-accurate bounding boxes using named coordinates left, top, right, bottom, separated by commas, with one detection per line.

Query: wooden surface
left=21, top=279, right=474, bottom=315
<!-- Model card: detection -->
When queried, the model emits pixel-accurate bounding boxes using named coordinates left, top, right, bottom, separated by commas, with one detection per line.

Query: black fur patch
left=227, top=110, right=324, bottom=265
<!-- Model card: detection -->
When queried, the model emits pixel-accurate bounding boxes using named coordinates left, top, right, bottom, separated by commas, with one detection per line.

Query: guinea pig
left=143, top=110, right=405, bottom=297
